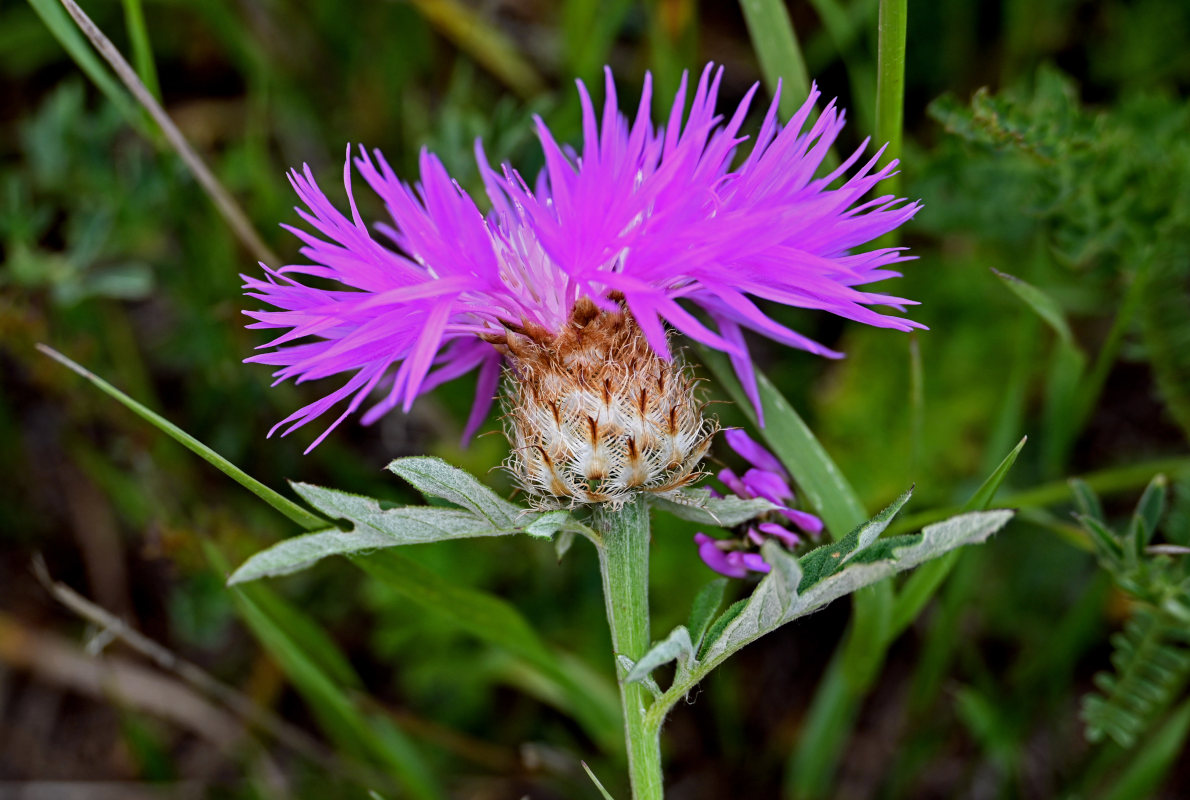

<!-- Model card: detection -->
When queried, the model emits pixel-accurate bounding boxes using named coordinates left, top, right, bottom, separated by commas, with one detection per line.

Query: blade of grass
left=407, top=0, right=545, bottom=99
left=203, top=544, right=441, bottom=798
left=25, top=0, right=145, bottom=131
left=739, top=0, right=810, bottom=115
left=888, top=456, right=1190, bottom=537
left=874, top=0, right=907, bottom=197
left=37, top=344, right=327, bottom=532
left=229, top=579, right=442, bottom=799
left=55, top=0, right=277, bottom=264
left=119, top=0, right=159, bottom=101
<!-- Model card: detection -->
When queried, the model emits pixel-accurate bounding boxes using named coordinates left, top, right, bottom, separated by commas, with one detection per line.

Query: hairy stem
left=593, top=496, right=663, bottom=799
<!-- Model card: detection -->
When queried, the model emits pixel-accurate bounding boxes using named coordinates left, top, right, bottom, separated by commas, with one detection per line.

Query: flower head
left=244, top=63, right=922, bottom=459
left=695, top=429, right=822, bottom=578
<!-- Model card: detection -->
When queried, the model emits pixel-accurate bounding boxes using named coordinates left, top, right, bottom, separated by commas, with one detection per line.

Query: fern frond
left=1082, top=607, right=1190, bottom=747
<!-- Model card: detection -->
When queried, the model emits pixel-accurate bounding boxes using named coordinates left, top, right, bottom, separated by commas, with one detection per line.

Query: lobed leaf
left=698, top=509, right=1013, bottom=669
left=231, top=475, right=569, bottom=584
left=387, top=456, right=520, bottom=528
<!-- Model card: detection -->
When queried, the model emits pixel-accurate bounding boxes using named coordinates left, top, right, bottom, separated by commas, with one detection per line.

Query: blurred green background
left=2, top=0, right=1190, bottom=797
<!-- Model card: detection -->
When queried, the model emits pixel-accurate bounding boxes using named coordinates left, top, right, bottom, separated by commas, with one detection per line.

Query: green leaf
left=687, top=578, right=728, bottom=651
left=293, top=483, right=518, bottom=542
left=698, top=347, right=867, bottom=537
left=37, top=344, right=328, bottom=532
left=625, top=626, right=694, bottom=684
left=651, top=488, right=778, bottom=528
left=387, top=456, right=520, bottom=528
left=698, top=598, right=748, bottom=660
left=1070, top=478, right=1106, bottom=523
left=1080, top=514, right=1125, bottom=562
left=526, top=509, right=572, bottom=539
left=964, top=436, right=1028, bottom=512
left=798, top=488, right=914, bottom=589
left=1129, top=474, right=1169, bottom=549
left=228, top=522, right=470, bottom=584
left=230, top=480, right=563, bottom=584
left=738, top=0, right=811, bottom=116
left=991, top=268, right=1075, bottom=346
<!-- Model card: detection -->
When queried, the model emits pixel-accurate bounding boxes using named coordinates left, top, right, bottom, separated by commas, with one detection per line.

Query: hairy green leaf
left=387, top=456, right=520, bottom=528
left=651, top=488, right=778, bottom=528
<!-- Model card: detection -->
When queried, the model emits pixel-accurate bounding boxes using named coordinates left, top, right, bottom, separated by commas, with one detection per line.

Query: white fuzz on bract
left=494, top=298, right=717, bottom=509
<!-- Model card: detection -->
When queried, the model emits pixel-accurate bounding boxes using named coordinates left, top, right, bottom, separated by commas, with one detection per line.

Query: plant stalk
left=593, top=495, right=663, bottom=799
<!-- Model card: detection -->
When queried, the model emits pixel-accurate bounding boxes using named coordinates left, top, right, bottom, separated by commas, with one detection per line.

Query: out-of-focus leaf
left=738, top=0, right=810, bottom=115
left=25, top=0, right=146, bottom=131
left=992, top=268, right=1075, bottom=346
left=231, top=585, right=442, bottom=799
left=1100, top=697, right=1190, bottom=800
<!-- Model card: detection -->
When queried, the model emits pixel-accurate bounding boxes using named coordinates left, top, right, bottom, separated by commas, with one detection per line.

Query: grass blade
left=26, top=0, right=145, bottom=130
left=119, top=0, right=160, bottom=100
left=37, top=344, right=328, bottom=532
left=407, top=0, right=545, bottom=99
left=739, top=0, right=811, bottom=115
left=874, top=0, right=907, bottom=197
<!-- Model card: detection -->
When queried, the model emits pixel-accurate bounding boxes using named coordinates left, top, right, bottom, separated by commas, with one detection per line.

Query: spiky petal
left=244, top=63, right=923, bottom=451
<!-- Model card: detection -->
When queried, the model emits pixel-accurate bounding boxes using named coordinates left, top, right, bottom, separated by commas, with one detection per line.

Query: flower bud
left=493, top=298, right=716, bottom=508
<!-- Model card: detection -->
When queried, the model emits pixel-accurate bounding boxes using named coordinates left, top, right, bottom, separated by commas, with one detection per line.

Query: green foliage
left=9, top=0, right=1190, bottom=795
left=1076, top=477, right=1190, bottom=752
left=626, top=491, right=1013, bottom=702
left=929, top=65, right=1190, bottom=445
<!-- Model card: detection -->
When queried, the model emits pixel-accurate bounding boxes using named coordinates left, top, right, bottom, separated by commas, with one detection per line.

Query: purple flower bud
left=694, top=533, right=749, bottom=578
left=738, top=552, right=772, bottom=573
left=741, top=468, right=794, bottom=506
left=724, top=429, right=787, bottom=478
left=757, top=521, right=800, bottom=548
left=778, top=507, right=825, bottom=535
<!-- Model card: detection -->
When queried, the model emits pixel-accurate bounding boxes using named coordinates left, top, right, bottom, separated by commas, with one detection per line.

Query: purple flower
left=244, top=63, right=922, bottom=451
left=694, top=429, right=822, bottom=577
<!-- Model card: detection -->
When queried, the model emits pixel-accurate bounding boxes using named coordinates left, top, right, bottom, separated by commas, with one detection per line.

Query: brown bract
left=495, top=298, right=717, bottom=509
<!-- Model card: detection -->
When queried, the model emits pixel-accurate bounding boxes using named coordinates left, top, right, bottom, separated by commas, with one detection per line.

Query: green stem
left=592, top=496, right=663, bottom=800
left=874, top=0, right=907, bottom=196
